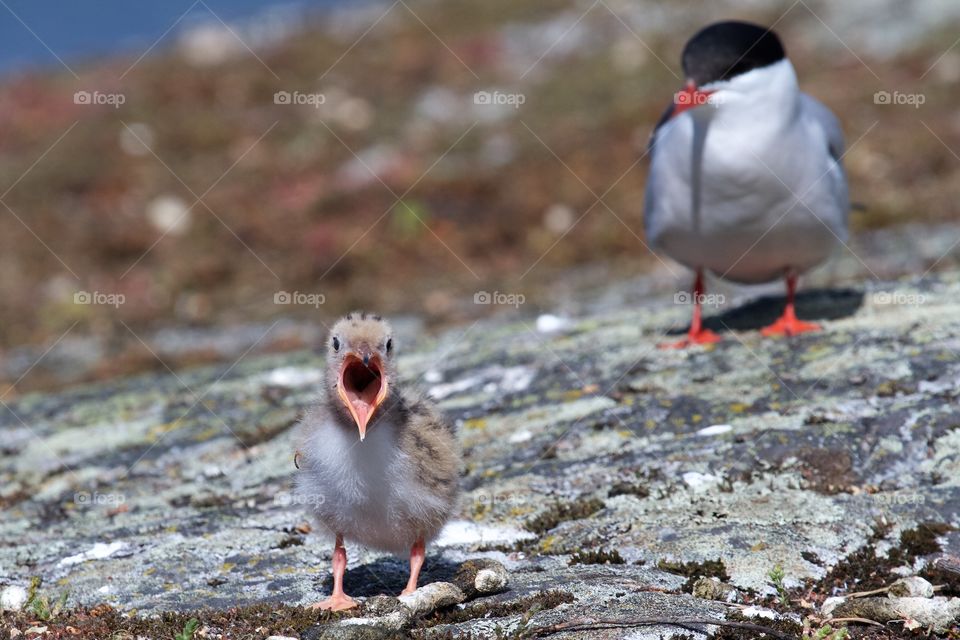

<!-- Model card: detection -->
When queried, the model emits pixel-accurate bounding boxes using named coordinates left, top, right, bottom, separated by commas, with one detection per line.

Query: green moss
left=418, top=590, right=574, bottom=627
left=173, top=618, right=199, bottom=640
left=24, top=576, right=69, bottom=622
left=658, top=558, right=729, bottom=581
left=0, top=602, right=359, bottom=640
left=524, top=497, right=605, bottom=533
left=815, top=522, right=954, bottom=595
left=606, top=481, right=650, bottom=499
left=712, top=610, right=803, bottom=640
left=657, top=557, right=729, bottom=593
left=897, top=522, right=953, bottom=558
left=568, top=548, right=624, bottom=565
left=275, top=534, right=306, bottom=549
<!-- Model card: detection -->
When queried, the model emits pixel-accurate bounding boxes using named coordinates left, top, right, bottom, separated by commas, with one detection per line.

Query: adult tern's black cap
left=681, top=21, right=786, bottom=87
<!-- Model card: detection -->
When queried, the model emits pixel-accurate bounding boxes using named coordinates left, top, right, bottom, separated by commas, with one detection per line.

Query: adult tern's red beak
left=672, top=78, right=715, bottom=117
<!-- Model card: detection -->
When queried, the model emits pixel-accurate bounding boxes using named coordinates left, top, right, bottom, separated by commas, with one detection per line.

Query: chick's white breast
left=294, top=406, right=457, bottom=554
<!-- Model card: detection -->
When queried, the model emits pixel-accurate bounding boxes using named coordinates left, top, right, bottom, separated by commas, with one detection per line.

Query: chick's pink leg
left=310, top=534, right=358, bottom=610
left=401, top=538, right=425, bottom=596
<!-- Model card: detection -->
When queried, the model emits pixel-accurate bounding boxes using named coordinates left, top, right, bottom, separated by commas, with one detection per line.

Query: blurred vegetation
left=0, top=0, right=956, bottom=392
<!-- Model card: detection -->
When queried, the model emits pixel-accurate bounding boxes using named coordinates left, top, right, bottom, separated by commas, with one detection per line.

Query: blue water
left=0, top=0, right=336, bottom=75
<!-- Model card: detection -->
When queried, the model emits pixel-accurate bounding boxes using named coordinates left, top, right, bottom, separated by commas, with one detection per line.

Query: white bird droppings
left=697, top=424, right=733, bottom=436
left=536, top=314, right=572, bottom=333
left=740, top=605, right=779, bottom=619
left=682, top=472, right=721, bottom=493
left=59, top=541, right=128, bottom=567
left=508, top=430, right=533, bottom=443
left=435, top=520, right=535, bottom=547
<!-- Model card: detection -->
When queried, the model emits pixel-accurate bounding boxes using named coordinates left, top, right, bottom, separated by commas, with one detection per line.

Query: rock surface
left=3, top=272, right=960, bottom=636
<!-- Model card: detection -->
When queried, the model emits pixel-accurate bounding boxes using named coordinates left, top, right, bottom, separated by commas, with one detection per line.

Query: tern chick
left=294, top=312, right=460, bottom=610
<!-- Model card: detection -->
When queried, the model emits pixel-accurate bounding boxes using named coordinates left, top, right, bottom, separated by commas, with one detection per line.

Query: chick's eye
left=332, top=337, right=340, bottom=351
left=385, top=338, right=393, bottom=353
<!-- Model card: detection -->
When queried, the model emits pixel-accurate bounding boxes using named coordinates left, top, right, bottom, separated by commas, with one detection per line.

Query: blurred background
left=0, top=0, right=957, bottom=394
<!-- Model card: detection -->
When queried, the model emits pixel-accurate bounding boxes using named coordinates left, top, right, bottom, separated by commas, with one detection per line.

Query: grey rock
left=3, top=272, right=960, bottom=637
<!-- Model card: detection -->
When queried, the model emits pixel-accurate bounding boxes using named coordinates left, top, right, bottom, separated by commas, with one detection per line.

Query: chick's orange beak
left=336, top=350, right=388, bottom=441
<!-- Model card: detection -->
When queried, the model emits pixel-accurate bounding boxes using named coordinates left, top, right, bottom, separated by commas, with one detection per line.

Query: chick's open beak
left=336, top=349, right=388, bottom=441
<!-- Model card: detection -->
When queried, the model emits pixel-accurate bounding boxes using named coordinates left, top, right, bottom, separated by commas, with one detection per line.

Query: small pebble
left=362, top=594, right=404, bottom=617
left=0, top=585, right=27, bottom=611
left=692, top=576, right=739, bottom=602
left=821, top=596, right=846, bottom=617
left=397, top=582, right=464, bottom=618
left=453, top=558, right=509, bottom=597
left=888, top=575, right=935, bottom=598
left=475, top=566, right=509, bottom=594
left=831, top=596, right=960, bottom=633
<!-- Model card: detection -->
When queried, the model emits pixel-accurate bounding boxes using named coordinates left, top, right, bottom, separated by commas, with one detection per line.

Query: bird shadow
left=668, top=287, right=864, bottom=335
left=321, top=554, right=462, bottom=598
